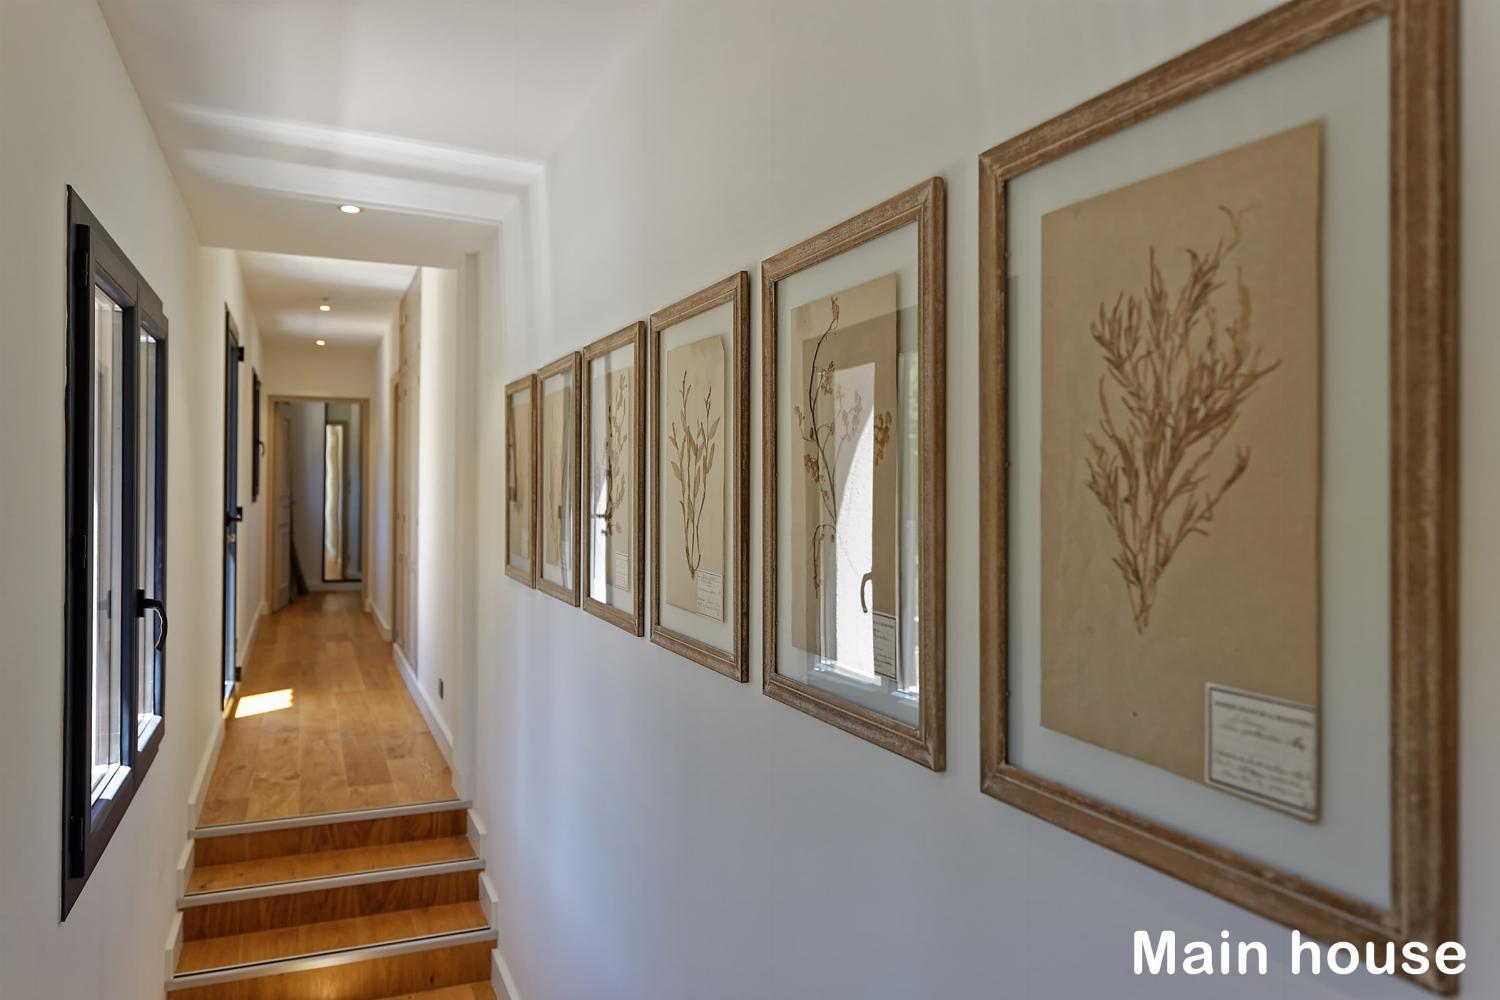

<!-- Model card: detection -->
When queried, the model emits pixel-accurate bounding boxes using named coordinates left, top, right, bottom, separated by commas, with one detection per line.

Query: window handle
left=137, top=591, right=168, bottom=652
left=227, top=506, right=244, bottom=525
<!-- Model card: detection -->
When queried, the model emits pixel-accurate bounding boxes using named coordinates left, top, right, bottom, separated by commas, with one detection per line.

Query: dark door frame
left=222, top=309, right=242, bottom=706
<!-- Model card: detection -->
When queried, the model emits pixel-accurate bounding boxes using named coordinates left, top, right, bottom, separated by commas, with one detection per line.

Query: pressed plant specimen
left=667, top=371, right=719, bottom=580
left=546, top=405, right=569, bottom=564
left=594, top=373, right=630, bottom=536
left=792, top=296, right=893, bottom=599
left=1083, top=206, right=1280, bottom=632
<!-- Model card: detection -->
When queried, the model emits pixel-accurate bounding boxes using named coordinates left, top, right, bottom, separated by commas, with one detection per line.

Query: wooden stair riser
left=195, top=809, right=468, bottom=866
left=183, top=870, right=480, bottom=939
left=169, top=940, right=495, bottom=1000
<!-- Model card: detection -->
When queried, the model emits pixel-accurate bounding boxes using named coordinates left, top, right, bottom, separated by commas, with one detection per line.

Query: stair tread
left=175, top=900, right=490, bottom=975
left=193, top=807, right=470, bottom=867
left=383, top=985, right=496, bottom=1000
left=189, top=835, right=477, bottom=894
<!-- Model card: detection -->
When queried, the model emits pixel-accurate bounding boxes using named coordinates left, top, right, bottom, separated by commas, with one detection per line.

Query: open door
left=222, top=311, right=242, bottom=705
left=272, top=403, right=292, bottom=611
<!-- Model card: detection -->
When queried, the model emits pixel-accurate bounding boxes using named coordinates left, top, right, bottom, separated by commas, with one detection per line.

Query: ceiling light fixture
left=339, top=204, right=362, bottom=215
left=315, top=339, right=327, bottom=347
left=319, top=298, right=331, bottom=312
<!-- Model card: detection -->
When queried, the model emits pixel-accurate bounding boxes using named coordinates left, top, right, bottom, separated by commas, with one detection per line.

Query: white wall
left=0, top=2, right=248, bottom=997
left=202, top=247, right=267, bottom=666
left=416, top=266, right=462, bottom=752
left=471, top=2, right=1499, bottom=999
left=369, top=313, right=400, bottom=636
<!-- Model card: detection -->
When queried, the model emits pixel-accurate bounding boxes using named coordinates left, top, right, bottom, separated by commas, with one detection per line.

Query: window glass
left=137, top=331, right=162, bottom=736
left=91, top=288, right=124, bottom=801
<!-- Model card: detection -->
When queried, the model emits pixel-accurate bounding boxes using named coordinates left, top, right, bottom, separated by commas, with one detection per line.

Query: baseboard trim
left=367, top=598, right=393, bottom=641
left=236, top=601, right=267, bottom=669
left=175, top=840, right=194, bottom=899
left=393, top=642, right=459, bottom=784
left=186, top=711, right=227, bottom=830
left=477, top=869, right=498, bottom=930
left=492, top=940, right=522, bottom=1000
left=164, top=910, right=183, bottom=984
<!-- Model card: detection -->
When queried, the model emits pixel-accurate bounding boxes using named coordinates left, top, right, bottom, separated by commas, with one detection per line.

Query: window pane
left=137, top=332, right=161, bottom=733
left=91, top=289, right=124, bottom=800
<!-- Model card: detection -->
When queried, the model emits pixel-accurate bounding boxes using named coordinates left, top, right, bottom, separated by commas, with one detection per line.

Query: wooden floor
left=198, top=592, right=456, bottom=826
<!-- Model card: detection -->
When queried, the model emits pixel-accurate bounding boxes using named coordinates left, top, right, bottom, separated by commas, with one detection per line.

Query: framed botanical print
left=978, top=0, right=1457, bottom=992
left=648, top=273, right=750, bottom=681
left=761, top=178, right=946, bottom=769
left=582, top=321, right=646, bottom=635
left=504, top=373, right=539, bottom=587
left=537, top=352, right=582, bottom=606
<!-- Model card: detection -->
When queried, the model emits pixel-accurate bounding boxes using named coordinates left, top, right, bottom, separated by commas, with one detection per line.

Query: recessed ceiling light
left=315, top=339, right=327, bottom=347
left=319, top=298, right=331, bottom=312
left=339, top=204, right=362, bottom=215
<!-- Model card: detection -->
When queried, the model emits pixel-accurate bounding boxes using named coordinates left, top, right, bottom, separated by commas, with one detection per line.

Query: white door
left=272, top=405, right=293, bottom=611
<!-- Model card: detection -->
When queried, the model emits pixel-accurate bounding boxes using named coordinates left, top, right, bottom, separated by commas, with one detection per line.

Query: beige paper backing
left=1039, top=122, right=1322, bottom=795
left=507, top=390, right=532, bottom=563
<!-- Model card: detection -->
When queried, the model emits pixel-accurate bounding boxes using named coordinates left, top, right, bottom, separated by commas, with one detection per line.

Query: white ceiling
left=95, top=0, right=663, bottom=266
left=239, top=251, right=415, bottom=348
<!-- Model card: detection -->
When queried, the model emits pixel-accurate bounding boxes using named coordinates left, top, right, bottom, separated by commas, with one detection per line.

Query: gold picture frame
left=581, top=322, right=647, bottom=635
left=536, top=351, right=582, bottom=607
left=977, top=0, right=1457, bottom=992
left=761, top=178, right=947, bottom=770
left=504, top=373, right=539, bottom=588
left=648, top=273, right=750, bottom=681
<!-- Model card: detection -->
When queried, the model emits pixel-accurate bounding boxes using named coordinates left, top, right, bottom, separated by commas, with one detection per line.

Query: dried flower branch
left=594, top=373, right=630, bottom=535
left=1083, top=206, right=1279, bottom=632
left=667, top=372, right=718, bottom=578
left=793, top=296, right=893, bottom=598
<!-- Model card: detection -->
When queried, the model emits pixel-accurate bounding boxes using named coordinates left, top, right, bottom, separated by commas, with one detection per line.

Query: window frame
left=62, top=188, right=169, bottom=918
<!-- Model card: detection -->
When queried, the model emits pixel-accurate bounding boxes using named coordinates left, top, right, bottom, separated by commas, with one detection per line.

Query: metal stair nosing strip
left=178, top=855, right=486, bottom=908
left=164, top=927, right=498, bottom=992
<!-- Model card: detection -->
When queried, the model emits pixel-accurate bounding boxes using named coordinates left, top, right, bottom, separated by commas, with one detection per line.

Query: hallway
left=168, top=595, right=489, bottom=998
left=1, top=2, right=1494, bottom=999
left=199, top=594, right=456, bottom=827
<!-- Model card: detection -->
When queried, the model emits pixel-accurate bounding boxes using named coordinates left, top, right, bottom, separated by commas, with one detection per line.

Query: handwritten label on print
left=1205, top=684, right=1319, bottom=820
left=694, top=570, right=724, bottom=621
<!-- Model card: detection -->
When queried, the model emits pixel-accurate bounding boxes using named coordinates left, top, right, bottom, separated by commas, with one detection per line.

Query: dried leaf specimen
left=594, top=371, right=630, bottom=537
left=668, top=371, right=719, bottom=579
left=661, top=334, right=727, bottom=619
left=1083, top=206, right=1279, bottom=631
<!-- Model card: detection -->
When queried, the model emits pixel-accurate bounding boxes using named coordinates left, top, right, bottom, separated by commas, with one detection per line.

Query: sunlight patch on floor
left=235, top=688, right=295, bottom=718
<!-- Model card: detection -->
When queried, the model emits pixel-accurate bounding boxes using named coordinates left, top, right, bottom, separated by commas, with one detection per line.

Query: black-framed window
left=63, top=188, right=169, bottom=918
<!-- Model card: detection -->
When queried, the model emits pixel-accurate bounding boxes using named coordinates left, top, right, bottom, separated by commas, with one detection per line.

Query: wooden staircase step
left=189, top=835, right=477, bottom=894
left=194, top=803, right=469, bottom=866
left=183, top=869, right=482, bottom=940
left=167, top=935, right=496, bottom=1000
left=177, top=901, right=488, bottom=975
left=382, top=985, right=496, bottom=999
